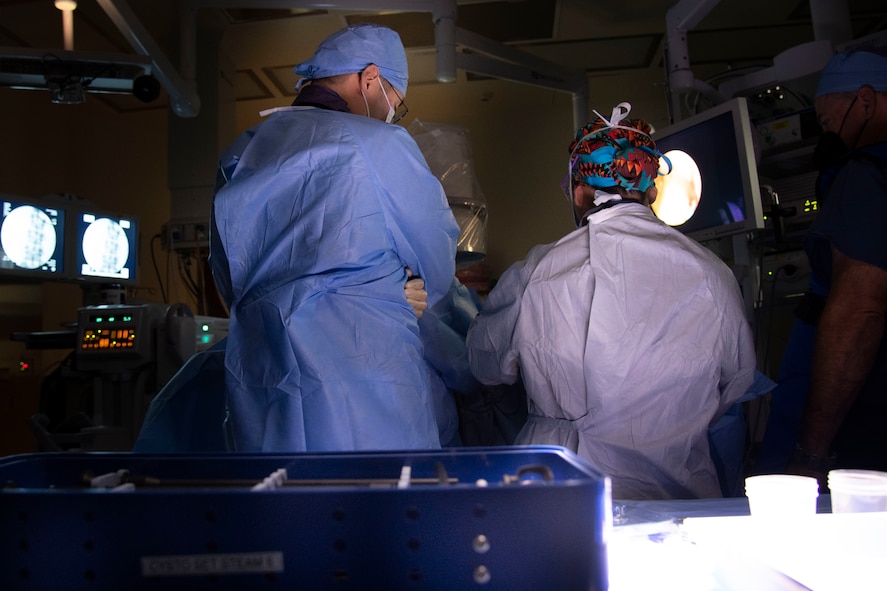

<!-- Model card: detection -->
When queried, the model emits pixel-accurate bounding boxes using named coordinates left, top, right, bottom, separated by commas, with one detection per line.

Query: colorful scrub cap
left=568, top=102, right=667, bottom=193
left=294, top=23, right=408, bottom=95
left=816, top=47, right=887, bottom=97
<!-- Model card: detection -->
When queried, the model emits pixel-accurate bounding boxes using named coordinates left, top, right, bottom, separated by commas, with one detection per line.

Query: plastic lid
left=745, top=474, right=820, bottom=496
left=828, top=469, right=887, bottom=493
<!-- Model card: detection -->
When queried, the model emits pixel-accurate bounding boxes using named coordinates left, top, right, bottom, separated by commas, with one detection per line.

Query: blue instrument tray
left=0, top=445, right=610, bottom=590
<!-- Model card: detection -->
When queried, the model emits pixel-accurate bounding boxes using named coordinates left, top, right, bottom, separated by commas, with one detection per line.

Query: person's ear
left=361, top=64, right=381, bottom=89
left=858, top=85, right=876, bottom=118
left=646, top=185, right=658, bottom=206
left=571, top=182, right=585, bottom=208
left=572, top=183, right=597, bottom=211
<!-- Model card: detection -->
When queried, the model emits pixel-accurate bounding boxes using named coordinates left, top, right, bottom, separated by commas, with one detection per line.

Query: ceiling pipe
left=809, top=0, right=852, bottom=46
left=716, top=0, right=850, bottom=99
left=664, top=0, right=859, bottom=121
left=664, top=0, right=728, bottom=122
left=185, top=0, right=432, bottom=9
left=179, top=3, right=199, bottom=86
left=433, top=0, right=457, bottom=83
left=96, top=0, right=200, bottom=117
left=101, top=0, right=586, bottom=124
left=453, top=26, right=587, bottom=127
left=717, top=40, right=834, bottom=98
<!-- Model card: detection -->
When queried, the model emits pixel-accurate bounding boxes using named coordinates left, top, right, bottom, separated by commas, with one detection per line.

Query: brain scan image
left=0, top=205, right=57, bottom=269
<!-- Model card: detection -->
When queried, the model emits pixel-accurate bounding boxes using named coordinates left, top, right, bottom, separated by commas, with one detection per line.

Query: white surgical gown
left=212, top=107, right=460, bottom=452
left=467, top=203, right=756, bottom=499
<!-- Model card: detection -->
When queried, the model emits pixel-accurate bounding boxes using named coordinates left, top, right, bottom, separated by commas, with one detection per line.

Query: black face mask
left=813, top=95, right=861, bottom=203
left=812, top=131, right=850, bottom=172
left=813, top=95, right=860, bottom=173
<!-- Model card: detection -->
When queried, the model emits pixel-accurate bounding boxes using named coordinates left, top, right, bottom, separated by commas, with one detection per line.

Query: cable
left=192, top=244, right=209, bottom=316
left=149, top=233, right=169, bottom=303
left=742, top=240, right=776, bottom=472
left=744, top=257, right=791, bottom=473
left=177, top=252, right=202, bottom=305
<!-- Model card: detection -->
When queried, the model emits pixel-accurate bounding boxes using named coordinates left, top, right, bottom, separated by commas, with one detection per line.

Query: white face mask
left=359, top=77, right=396, bottom=123
left=378, top=79, right=396, bottom=123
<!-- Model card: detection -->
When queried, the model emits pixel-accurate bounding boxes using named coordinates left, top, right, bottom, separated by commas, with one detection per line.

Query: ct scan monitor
left=74, top=210, right=138, bottom=284
left=0, top=195, right=66, bottom=281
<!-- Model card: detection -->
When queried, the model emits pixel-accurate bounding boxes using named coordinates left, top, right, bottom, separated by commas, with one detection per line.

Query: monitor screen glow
left=75, top=211, right=138, bottom=283
left=652, top=97, right=765, bottom=242
left=0, top=197, right=66, bottom=278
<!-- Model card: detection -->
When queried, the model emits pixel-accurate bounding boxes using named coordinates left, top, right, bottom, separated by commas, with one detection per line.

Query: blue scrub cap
left=293, top=23, right=409, bottom=95
left=815, top=48, right=887, bottom=97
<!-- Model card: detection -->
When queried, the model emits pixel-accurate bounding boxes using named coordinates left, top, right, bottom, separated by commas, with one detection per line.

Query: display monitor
left=651, top=97, right=765, bottom=242
left=73, top=210, right=138, bottom=284
left=0, top=194, right=66, bottom=280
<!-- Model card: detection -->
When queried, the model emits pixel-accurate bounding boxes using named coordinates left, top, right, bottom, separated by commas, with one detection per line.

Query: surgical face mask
left=812, top=131, right=849, bottom=173
left=813, top=95, right=857, bottom=172
left=378, top=78, right=395, bottom=124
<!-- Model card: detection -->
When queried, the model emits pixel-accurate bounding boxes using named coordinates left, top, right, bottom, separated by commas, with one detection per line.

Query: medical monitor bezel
left=652, top=97, right=765, bottom=243
left=70, top=208, right=139, bottom=286
left=0, top=193, right=67, bottom=282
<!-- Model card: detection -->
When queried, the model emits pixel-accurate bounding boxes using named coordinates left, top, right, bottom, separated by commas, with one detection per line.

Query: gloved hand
left=405, top=268, right=428, bottom=318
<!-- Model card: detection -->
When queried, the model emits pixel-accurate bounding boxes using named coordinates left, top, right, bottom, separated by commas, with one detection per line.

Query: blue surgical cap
left=816, top=48, right=887, bottom=97
left=293, top=23, right=408, bottom=96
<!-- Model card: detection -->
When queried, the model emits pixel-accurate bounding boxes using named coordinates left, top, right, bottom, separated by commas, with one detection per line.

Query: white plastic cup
left=745, top=474, right=820, bottom=519
left=828, top=469, right=887, bottom=513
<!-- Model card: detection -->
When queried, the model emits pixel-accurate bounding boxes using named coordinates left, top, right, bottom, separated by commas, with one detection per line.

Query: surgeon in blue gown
left=209, top=23, right=459, bottom=452
left=134, top=277, right=480, bottom=452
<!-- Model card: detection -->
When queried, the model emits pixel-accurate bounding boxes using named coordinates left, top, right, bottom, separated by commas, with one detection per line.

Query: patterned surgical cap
left=569, top=103, right=666, bottom=192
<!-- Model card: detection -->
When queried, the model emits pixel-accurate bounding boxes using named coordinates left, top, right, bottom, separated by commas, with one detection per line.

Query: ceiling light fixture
left=54, top=0, right=77, bottom=51
left=48, top=1, right=84, bottom=104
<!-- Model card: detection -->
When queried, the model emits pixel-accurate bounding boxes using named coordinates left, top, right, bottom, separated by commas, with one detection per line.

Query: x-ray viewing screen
left=0, top=198, right=66, bottom=277
left=652, top=97, right=764, bottom=243
left=76, top=211, right=138, bottom=283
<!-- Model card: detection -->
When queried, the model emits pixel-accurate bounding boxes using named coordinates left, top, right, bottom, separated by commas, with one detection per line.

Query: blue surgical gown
left=133, top=339, right=230, bottom=452
left=419, top=277, right=483, bottom=447
left=211, top=106, right=460, bottom=452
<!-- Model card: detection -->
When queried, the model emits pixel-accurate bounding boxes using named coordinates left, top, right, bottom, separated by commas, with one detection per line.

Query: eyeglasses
left=386, top=80, right=409, bottom=124
left=561, top=154, right=580, bottom=201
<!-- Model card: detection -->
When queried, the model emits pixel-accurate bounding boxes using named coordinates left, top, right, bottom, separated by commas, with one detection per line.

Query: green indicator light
left=202, top=324, right=211, bottom=332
